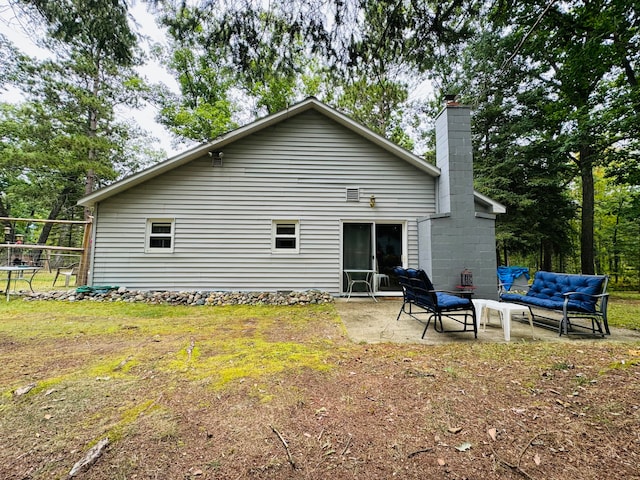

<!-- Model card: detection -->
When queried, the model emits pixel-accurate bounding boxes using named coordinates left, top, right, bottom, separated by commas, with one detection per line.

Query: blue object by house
left=394, top=266, right=477, bottom=339
left=502, top=271, right=604, bottom=313
left=497, top=266, right=530, bottom=291
left=499, top=270, right=609, bottom=336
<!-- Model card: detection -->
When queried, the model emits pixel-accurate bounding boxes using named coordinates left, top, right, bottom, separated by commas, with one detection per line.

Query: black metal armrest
left=561, top=291, right=609, bottom=314
left=562, top=291, right=608, bottom=297
left=562, top=291, right=609, bottom=300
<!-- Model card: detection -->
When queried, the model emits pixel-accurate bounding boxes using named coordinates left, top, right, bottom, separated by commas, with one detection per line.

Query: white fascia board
left=474, top=190, right=507, bottom=214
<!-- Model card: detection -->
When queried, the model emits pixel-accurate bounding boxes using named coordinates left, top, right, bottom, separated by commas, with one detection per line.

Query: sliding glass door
left=343, top=222, right=403, bottom=293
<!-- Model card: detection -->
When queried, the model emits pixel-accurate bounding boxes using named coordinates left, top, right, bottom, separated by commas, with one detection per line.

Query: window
left=272, top=220, right=299, bottom=253
left=145, top=219, right=175, bottom=253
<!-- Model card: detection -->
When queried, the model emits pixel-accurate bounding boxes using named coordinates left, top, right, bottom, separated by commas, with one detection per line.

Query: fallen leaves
left=455, top=442, right=472, bottom=452
left=13, top=383, right=36, bottom=396
left=68, top=438, right=110, bottom=478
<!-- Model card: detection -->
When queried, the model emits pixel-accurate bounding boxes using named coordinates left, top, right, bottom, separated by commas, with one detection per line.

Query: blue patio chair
left=497, top=266, right=530, bottom=294
left=394, top=266, right=477, bottom=339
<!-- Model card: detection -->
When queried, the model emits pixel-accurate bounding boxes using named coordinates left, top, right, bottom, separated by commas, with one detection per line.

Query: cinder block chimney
left=434, top=101, right=475, bottom=217
left=418, top=99, right=500, bottom=299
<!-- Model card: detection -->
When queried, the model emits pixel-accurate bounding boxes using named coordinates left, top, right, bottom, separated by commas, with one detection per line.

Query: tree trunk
left=541, top=239, right=553, bottom=271
left=32, top=187, right=75, bottom=266
left=84, top=167, right=95, bottom=221
left=611, top=198, right=623, bottom=283
left=84, top=57, right=101, bottom=221
left=580, top=146, right=596, bottom=274
left=1, top=198, right=10, bottom=241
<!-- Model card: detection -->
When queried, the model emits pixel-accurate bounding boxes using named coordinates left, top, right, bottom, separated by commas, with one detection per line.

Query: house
left=78, top=97, right=505, bottom=298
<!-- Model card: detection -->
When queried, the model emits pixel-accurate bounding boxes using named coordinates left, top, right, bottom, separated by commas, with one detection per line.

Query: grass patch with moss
left=0, top=296, right=638, bottom=479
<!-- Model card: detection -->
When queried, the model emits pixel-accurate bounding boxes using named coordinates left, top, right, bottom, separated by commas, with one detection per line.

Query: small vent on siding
left=346, top=188, right=360, bottom=202
left=209, top=151, right=224, bottom=167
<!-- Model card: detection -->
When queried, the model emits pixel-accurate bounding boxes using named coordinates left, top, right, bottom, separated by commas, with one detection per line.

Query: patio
left=336, top=297, right=640, bottom=344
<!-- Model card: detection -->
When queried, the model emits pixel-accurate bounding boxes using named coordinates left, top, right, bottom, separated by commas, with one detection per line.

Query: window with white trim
left=145, top=219, right=175, bottom=253
left=272, top=220, right=299, bottom=253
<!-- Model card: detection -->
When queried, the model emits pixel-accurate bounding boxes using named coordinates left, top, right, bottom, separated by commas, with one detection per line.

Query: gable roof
left=78, top=97, right=504, bottom=214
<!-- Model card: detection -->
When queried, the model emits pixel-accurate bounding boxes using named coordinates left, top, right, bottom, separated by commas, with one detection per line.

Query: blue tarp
left=497, top=266, right=530, bottom=291
left=76, top=285, right=119, bottom=294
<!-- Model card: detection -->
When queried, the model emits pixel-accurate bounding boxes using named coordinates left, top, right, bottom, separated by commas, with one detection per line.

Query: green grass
left=607, top=291, right=640, bottom=331
left=0, top=301, right=342, bottom=390
left=0, top=293, right=638, bottom=479
left=4, top=280, right=639, bottom=331
left=1, top=269, right=76, bottom=294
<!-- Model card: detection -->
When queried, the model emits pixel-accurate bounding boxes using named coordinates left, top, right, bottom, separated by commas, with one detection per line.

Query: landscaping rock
left=23, top=289, right=334, bottom=306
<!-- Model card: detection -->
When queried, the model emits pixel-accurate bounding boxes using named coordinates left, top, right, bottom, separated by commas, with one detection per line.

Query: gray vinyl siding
left=90, top=110, right=436, bottom=292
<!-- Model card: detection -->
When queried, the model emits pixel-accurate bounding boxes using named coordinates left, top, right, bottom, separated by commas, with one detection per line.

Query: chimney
left=419, top=98, right=499, bottom=300
left=434, top=99, right=474, bottom=217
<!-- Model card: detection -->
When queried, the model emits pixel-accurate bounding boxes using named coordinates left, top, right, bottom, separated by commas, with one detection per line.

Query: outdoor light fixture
left=209, top=151, right=224, bottom=167
left=369, top=195, right=376, bottom=208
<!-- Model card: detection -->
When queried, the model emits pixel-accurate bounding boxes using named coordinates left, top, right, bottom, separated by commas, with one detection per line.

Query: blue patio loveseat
left=394, top=267, right=477, bottom=339
left=500, top=271, right=610, bottom=337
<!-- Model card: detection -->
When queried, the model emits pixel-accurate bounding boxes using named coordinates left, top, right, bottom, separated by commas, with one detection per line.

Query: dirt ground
left=1, top=300, right=639, bottom=480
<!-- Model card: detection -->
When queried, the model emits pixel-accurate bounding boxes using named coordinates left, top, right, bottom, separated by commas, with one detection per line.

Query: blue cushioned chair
left=394, top=267, right=477, bottom=339
left=497, top=266, right=530, bottom=294
left=500, top=271, right=609, bottom=336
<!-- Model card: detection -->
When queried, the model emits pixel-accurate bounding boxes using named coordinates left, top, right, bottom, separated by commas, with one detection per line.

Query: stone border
left=23, top=288, right=334, bottom=306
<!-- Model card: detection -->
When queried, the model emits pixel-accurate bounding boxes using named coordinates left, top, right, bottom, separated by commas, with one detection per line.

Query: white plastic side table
left=479, top=300, right=535, bottom=341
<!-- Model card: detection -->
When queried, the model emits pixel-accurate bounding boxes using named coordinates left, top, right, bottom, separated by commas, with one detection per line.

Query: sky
left=0, top=1, right=183, bottom=157
left=1, top=1, right=434, bottom=159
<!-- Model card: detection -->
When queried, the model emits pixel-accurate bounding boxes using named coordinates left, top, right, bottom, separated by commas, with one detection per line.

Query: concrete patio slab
left=336, top=297, right=640, bottom=345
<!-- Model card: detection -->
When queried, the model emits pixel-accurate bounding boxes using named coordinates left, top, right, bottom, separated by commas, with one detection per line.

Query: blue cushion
left=407, top=268, right=437, bottom=304
left=394, top=267, right=415, bottom=300
left=395, top=267, right=472, bottom=311
left=436, top=292, right=472, bottom=309
left=415, top=293, right=436, bottom=308
left=501, top=293, right=563, bottom=311
left=497, top=266, right=530, bottom=291
left=502, top=271, right=605, bottom=313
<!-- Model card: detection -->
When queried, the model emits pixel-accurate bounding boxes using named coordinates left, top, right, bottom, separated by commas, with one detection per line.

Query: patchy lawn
left=0, top=301, right=639, bottom=479
left=609, top=291, right=640, bottom=330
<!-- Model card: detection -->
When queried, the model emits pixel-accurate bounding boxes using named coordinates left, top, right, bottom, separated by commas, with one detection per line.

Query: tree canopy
left=1, top=0, right=639, bottom=280
left=1, top=0, right=163, bottom=242
left=445, top=0, right=640, bottom=274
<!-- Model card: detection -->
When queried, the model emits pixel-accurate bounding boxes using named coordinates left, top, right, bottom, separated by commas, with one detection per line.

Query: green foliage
left=590, top=169, right=640, bottom=281
left=155, top=1, right=321, bottom=140
left=19, top=0, right=137, bottom=65
left=1, top=0, right=164, bottom=227
left=156, top=45, right=236, bottom=141
left=454, top=0, right=640, bottom=271
left=154, top=0, right=475, bottom=148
